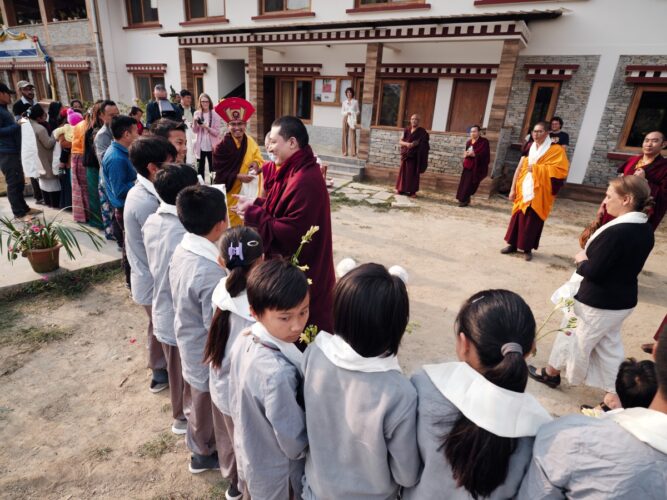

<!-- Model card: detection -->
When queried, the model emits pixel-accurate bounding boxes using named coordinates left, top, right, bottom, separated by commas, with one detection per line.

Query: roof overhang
left=160, top=9, right=563, bottom=49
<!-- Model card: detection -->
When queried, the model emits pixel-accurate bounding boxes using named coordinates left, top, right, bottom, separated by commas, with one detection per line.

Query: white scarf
left=136, top=174, right=160, bottom=200
left=180, top=233, right=220, bottom=264
left=315, top=331, right=402, bottom=373
left=211, top=277, right=254, bottom=322
left=156, top=202, right=178, bottom=216
left=522, top=136, right=552, bottom=203
left=423, top=362, right=552, bottom=438
left=20, top=120, right=39, bottom=178
left=251, top=322, right=304, bottom=373
left=527, top=135, right=552, bottom=166
left=550, top=211, right=649, bottom=304
left=610, top=407, right=667, bottom=454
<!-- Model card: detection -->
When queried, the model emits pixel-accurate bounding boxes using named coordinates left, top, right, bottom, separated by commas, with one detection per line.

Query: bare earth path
left=1, top=190, right=665, bottom=499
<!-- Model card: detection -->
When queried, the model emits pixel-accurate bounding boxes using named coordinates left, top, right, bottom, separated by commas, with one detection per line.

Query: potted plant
left=0, top=210, right=105, bottom=273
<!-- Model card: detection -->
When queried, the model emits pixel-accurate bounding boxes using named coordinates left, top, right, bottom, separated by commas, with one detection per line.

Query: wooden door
left=278, top=79, right=294, bottom=117
left=263, top=76, right=276, bottom=137
left=447, top=79, right=491, bottom=133
left=403, top=79, right=437, bottom=130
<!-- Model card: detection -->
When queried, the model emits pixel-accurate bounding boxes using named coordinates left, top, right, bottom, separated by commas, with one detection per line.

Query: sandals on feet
left=528, top=365, right=561, bottom=388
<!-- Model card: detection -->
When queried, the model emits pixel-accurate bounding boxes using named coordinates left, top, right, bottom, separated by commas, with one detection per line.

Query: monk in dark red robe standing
left=599, top=131, right=667, bottom=230
left=395, top=114, right=429, bottom=197
left=456, top=125, right=490, bottom=207
left=233, top=116, right=335, bottom=334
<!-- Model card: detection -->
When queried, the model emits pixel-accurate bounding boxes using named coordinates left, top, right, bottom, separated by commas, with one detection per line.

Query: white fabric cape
left=610, top=407, right=667, bottom=454
left=136, top=174, right=160, bottom=200
left=423, top=362, right=552, bottom=438
left=180, top=233, right=220, bottom=265
left=156, top=202, right=178, bottom=216
left=51, top=136, right=62, bottom=175
left=251, top=322, right=304, bottom=374
left=20, top=120, right=40, bottom=178
left=550, top=211, right=649, bottom=305
left=521, top=136, right=552, bottom=203
left=211, top=276, right=254, bottom=322
left=315, top=331, right=402, bottom=373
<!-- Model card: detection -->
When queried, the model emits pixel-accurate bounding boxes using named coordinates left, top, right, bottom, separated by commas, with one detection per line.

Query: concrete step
left=317, top=153, right=365, bottom=168
left=326, top=161, right=364, bottom=181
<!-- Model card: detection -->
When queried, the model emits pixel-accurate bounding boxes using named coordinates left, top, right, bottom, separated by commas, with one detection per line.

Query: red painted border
left=524, top=64, right=579, bottom=70
left=626, top=65, right=667, bottom=72
left=346, top=3, right=431, bottom=14
left=526, top=74, right=572, bottom=81
left=123, top=22, right=162, bottom=30
left=626, top=77, right=667, bottom=84
left=607, top=151, right=636, bottom=161
left=180, top=16, right=229, bottom=26
left=474, top=0, right=550, bottom=5
left=251, top=12, right=315, bottom=21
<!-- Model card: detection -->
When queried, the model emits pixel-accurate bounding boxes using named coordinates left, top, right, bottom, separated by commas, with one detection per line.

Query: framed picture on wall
left=314, top=77, right=338, bottom=103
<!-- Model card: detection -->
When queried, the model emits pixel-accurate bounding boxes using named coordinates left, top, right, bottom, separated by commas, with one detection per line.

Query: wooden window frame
left=375, top=79, right=407, bottom=128
left=181, top=0, right=227, bottom=25
left=194, top=73, right=205, bottom=98
left=124, top=0, right=160, bottom=28
left=521, top=81, right=560, bottom=140
left=275, top=76, right=313, bottom=124
left=63, top=70, right=92, bottom=102
left=43, top=0, right=88, bottom=23
left=618, top=84, right=667, bottom=153
left=185, top=0, right=207, bottom=20
left=347, top=0, right=429, bottom=14
left=254, top=0, right=314, bottom=20
left=312, top=76, right=356, bottom=107
left=133, top=73, right=165, bottom=103
left=32, top=70, right=49, bottom=100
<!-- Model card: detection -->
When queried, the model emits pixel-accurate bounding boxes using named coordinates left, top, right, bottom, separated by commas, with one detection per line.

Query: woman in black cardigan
left=529, top=176, right=655, bottom=406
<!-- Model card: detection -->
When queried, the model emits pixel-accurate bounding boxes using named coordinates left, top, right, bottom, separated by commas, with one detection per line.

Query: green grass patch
left=0, top=325, right=72, bottom=349
left=89, top=446, right=113, bottom=461
left=206, top=480, right=231, bottom=499
left=405, top=321, right=421, bottom=335
left=0, top=406, right=14, bottom=421
left=137, top=432, right=177, bottom=459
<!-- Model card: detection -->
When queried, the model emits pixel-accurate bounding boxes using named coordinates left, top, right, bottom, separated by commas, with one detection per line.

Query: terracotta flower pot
left=24, top=244, right=62, bottom=273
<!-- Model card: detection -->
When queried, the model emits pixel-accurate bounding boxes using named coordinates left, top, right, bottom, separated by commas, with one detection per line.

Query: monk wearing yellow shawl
left=501, top=121, right=569, bottom=261
left=212, top=98, right=264, bottom=226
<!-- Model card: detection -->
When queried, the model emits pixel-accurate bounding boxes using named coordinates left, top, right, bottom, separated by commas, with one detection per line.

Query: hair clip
left=336, top=257, right=357, bottom=278
left=501, top=342, right=523, bottom=357
left=471, top=295, right=485, bottom=304
left=388, top=265, right=409, bottom=285
left=228, top=242, right=244, bottom=261
left=247, top=240, right=260, bottom=247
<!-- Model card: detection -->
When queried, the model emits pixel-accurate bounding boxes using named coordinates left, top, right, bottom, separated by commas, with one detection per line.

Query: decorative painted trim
left=346, top=3, right=431, bottom=14
left=13, top=61, right=46, bottom=70
left=192, top=63, right=208, bottom=73
left=346, top=63, right=498, bottom=79
left=56, top=61, right=91, bottom=70
left=177, top=20, right=531, bottom=48
left=251, top=12, right=316, bottom=21
left=625, top=65, right=667, bottom=84
left=0, top=62, right=14, bottom=70
left=525, top=64, right=579, bottom=81
left=126, top=63, right=167, bottom=74
left=262, top=63, right=322, bottom=76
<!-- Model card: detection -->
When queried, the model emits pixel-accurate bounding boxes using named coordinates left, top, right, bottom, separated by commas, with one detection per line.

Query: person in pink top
left=192, top=93, right=222, bottom=182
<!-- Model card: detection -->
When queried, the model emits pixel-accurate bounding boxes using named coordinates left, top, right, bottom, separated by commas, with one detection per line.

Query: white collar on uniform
left=135, top=174, right=160, bottom=200
left=180, top=232, right=220, bottom=265
left=423, top=362, right=552, bottom=438
left=584, top=210, right=648, bottom=249
left=251, top=321, right=304, bottom=374
left=315, top=331, right=402, bottom=373
left=211, top=276, right=254, bottom=322
left=528, top=135, right=552, bottom=166
left=156, top=202, right=178, bottom=216
left=610, top=407, right=667, bottom=454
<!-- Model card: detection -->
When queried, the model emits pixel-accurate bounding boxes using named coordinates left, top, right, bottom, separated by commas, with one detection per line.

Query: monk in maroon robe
left=233, top=116, right=335, bottom=334
left=395, top=114, right=429, bottom=197
left=599, top=131, right=667, bottom=230
left=456, top=125, right=490, bottom=206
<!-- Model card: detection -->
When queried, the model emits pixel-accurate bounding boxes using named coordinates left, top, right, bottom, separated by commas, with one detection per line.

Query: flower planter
left=24, top=244, right=62, bottom=273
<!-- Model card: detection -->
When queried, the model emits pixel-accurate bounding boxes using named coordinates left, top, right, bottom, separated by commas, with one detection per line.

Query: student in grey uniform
left=404, top=290, right=552, bottom=500
left=204, top=227, right=264, bottom=500
left=228, top=259, right=310, bottom=500
left=519, top=334, right=667, bottom=499
left=124, top=136, right=176, bottom=394
left=170, top=185, right=228, bottom=473
left=143, top=164, right=199, bottom=435
left=302, top=263, right=420, bottom=499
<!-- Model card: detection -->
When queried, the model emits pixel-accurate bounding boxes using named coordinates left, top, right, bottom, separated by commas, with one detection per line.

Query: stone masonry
left=585, top=55, right=667, bottom=187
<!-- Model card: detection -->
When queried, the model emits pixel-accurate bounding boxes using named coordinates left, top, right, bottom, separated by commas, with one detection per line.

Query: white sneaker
left=171, top=418, right=187, bottom=435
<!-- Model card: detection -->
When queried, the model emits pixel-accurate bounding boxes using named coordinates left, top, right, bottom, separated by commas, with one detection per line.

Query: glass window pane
left=15, top=0, right=41, bottom=25
left=296, top=80, right=312, bottom=120
left=280, top=80, right=294, bottom=116
left=66, top=72, right=81, bottom=100
left=188, top=0, right=206, bottom=19
left=528, top=86, right=553, bottom=129
left=80, top=73, right=93, bottom=102
left=136, top=76, right=151, bottom=102
left=208, top=0, right=225, bottom=16
left=195, top=76, right=204, bottom=97
left=379, top=83, right=402, bottom=126
left=264, top=0, right=284, bottom=13
left=51, top=0, right=87, bottom=21
left=626, top=91, right=667, bottom=147
left=287, top=0, right=309, bottom=10
left=129, top=0, right=142, bottom=23
left=339, top=79, right=353, bottom=103
left=142, top=0, right=158, bottom=22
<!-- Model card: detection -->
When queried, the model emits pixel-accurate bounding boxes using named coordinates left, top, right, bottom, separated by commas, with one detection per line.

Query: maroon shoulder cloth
left=212, top=132, right=248, bottom=190
left=401, top=127, right=430, bottom=173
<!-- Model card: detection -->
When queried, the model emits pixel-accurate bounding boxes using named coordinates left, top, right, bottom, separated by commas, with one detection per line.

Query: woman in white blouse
left=341, top=87, right=359, bottom=157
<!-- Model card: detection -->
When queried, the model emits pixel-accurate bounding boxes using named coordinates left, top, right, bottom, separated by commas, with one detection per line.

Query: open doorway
left=263, top=76, right=276, bottom=138
left=217, top=60, right=245, bottom=100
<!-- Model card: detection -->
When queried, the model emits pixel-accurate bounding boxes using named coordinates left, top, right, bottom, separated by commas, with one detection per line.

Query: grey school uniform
left=403, top=370, right=535, bottom=500
left=228, top=330, right=307, bottom=500
left=518, top=414, right=667, bottom=499
left=143, top=212, right=186, bottom=346
left=169, top=244, right=225, bottom=392
left=124, top=181, right=159, bottom=306
left=209, top=304, right=254, bottom=415
left=302, top=343, right=420, bottom=500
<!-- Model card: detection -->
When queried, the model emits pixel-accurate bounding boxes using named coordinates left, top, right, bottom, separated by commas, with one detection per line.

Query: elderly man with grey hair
left=146, top=84, right=182, bottom=127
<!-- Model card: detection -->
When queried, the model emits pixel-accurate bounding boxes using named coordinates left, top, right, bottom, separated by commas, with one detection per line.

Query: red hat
left=214, top=97, right=255, bottom=123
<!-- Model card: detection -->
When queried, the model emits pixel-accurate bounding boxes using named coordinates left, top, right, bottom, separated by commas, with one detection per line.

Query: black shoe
left=149, top=379, right=169, bottom=393
left=458, top=200, right=470, bottom=207
left=524, top=251, right=533, bottom=261
left=528, top=365, right=561, bottom=388
left=500, top=245, right=517, bottom=254
left=189, top=452, right=219, bottom=474
left=226, top=483, right=243, bottom=500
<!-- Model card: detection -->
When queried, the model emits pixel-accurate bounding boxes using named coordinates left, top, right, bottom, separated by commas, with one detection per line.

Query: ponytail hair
left=609, top=175, right=654, bottom=214
left=204, top=227, right=263, bottom=369
left=444, top=289, right=535, bottom=499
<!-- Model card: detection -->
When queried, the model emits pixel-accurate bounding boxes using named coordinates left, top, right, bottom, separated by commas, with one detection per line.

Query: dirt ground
left=1, top=189, right=665, bottom=499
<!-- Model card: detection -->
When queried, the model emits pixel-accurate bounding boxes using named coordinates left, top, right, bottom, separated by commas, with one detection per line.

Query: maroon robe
left=601, top=155, right=667, bottom=230
left=212, top=132, right=248, bottom=190
left=261, top=159, right=277, bottom=194
left=504, top=206, right=544, bottom=251
left=395, top=126, right=429, bottom=195
left=244, top=145, right=335, bottom=333
left=456, top=137, right=490, bottom=203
